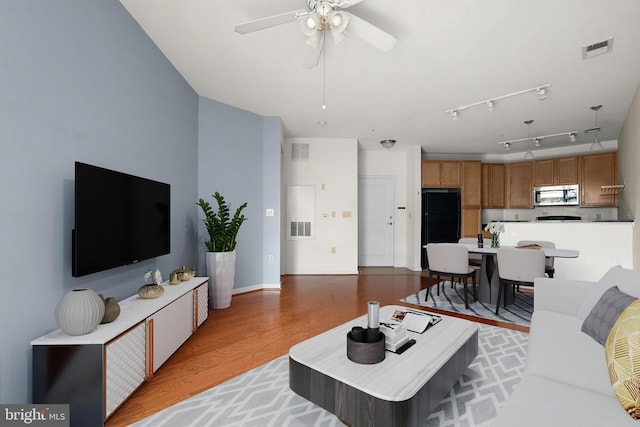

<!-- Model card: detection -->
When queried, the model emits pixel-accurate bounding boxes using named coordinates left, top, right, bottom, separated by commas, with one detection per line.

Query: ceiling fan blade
left=235, top=9, right=307, bottom=34
left=335, top=0, right=367, bottom=7
left=303, top=32, right=324, bottom=68
left=343, top=12, right=397, bottom=52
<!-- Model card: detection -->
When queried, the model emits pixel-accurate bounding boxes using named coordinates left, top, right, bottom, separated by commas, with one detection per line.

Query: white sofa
left=493, top=266, right=640, bottom=427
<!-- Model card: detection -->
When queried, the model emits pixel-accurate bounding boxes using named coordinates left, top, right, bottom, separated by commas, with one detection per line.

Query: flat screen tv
left=72, top=162, right=170, bottom=277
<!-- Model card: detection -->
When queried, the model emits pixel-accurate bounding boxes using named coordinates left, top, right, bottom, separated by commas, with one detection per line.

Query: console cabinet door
left=147, top=292, right=194, bottom=373
left=195, top=282, right=209, bottom=328
left=105, top=322, right=146, bottom=419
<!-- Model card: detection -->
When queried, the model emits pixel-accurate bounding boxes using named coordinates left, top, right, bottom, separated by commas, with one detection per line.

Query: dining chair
left=425, top=243, right=477, bottom=309
left=458, top=237, right=491, bottom=267
left=517, top=240, right=556, bottom=277
left=495, top=247, right=546, bottom=314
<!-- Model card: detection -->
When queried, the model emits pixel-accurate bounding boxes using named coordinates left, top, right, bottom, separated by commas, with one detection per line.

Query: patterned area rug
left=401, top=281, right=534, bottom=326
left=132, top=324, right=528, bottom=427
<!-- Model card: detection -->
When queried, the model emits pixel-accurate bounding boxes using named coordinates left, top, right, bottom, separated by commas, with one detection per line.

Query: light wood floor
left=106, top=268, right=528, bottom=426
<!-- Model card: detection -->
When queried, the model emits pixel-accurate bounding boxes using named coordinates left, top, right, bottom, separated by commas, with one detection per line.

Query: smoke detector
left=582, top=37, right=614, bottom=59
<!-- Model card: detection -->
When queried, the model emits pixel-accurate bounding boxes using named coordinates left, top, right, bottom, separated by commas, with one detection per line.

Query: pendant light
left=587, top=105, right=603, bottom=151
left=523, top=120, right=535, bottom=159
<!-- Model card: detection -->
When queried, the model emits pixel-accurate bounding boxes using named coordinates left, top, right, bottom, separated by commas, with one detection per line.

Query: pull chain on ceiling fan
left=235, top=0, right=398, bottom=69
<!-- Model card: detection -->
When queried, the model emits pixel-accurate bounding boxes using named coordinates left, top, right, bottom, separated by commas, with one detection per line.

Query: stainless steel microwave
left=533, top=185, right=579, bottom=206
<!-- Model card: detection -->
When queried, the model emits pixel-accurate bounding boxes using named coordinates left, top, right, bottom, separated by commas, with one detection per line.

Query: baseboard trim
left=232, top=283, right=282, bottom=295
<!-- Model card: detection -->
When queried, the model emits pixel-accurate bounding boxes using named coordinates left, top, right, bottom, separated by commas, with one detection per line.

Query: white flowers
left=484, top=221, right=505, bottom=235
left=144, top=269, right=152, bottom=283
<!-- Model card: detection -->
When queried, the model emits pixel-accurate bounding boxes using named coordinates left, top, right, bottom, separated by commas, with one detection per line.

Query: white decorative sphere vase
left=55, top=289, right=105, bottom=336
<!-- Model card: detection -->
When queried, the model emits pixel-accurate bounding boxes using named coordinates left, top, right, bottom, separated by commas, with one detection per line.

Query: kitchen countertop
left=485, top=219, right=633, bottom=223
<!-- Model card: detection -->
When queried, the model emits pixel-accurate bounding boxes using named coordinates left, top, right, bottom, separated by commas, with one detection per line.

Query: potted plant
left=197, top=192, right=247, bottom=309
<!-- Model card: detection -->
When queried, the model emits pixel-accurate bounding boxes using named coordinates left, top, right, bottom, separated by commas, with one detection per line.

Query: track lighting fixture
left=445, top=84, right=551, bottom=118
left=504, top=142, right=510, bottom=151
left=487, top=101, right=494, bottom=112
left=537, top=87, right=547, bottom=101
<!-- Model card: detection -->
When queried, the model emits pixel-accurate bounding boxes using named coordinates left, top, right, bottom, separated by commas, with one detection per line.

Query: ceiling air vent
left=582, top=37, right=614, bottom=59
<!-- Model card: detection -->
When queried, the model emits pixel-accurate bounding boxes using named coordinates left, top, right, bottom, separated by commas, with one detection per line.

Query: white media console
left=31, top=277, right=209, bottom=427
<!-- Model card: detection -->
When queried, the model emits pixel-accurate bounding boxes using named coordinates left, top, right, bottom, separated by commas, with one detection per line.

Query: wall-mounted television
left=72, top=162, right=170, bottom=277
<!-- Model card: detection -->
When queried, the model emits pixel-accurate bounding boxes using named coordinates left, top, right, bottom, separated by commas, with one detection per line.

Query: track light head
left=486, top=101, right=494, bottom=112
left=451, top=110, right=459, bottom=120
left=537, top=87, right=547, bottom=101
left=504, top=142, right=510, bottom=151
left=570, top=133, right=576, bottom=142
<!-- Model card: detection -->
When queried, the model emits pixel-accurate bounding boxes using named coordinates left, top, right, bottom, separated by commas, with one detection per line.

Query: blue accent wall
left=0, top=1, right=281, bottom=405
left=197, top=98, right=282, bottom=289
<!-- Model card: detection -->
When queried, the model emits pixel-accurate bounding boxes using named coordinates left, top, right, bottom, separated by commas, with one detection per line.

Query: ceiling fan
left=235, top=0, right=397, bottom=68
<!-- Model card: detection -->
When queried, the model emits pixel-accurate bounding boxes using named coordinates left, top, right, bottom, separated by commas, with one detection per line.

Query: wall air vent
left=582, top=37, right=614, bottom=59
left=291, top=143, right=310, bottom=161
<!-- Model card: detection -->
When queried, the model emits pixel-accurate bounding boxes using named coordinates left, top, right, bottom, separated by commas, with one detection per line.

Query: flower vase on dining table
left=491, top=233, right=500, bottom=248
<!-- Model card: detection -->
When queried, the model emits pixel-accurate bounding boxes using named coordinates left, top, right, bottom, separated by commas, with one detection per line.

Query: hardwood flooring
left=105, top=267, right=528, bottom=426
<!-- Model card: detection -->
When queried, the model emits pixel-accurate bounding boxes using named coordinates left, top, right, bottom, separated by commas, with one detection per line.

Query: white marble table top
left=288, top=305, right=478, bottom=401
left=455, top=243, right=579, bottom=258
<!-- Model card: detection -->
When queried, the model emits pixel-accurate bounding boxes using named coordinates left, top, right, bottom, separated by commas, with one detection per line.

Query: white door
left=358, top=177, right=395, bottom=266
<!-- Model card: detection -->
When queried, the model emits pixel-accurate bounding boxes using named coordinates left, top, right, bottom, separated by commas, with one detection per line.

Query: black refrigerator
left=421, top=190, right=461, bottom=268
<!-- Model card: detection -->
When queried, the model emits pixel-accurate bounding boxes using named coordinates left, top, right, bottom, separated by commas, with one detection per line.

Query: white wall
left=618, top=80, right=640, bottom=268
left=284, top=138, right=358, bottom=274
left=501, top=222, right=633, bottom=281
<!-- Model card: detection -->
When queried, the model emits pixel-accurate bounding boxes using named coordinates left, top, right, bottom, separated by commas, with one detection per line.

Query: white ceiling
left=120, top=0, right=640, bottom=156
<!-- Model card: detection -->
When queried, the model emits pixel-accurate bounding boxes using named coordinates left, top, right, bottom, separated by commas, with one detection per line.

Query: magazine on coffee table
left=384, top=309, right=442, bottom=334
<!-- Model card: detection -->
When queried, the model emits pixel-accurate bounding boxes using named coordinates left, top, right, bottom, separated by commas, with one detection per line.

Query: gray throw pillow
left=581, top=286, right=637, bottom=346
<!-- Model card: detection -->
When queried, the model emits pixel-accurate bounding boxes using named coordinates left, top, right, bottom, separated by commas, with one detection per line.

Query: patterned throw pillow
left=605, top=299, right=640, bottom=419
left=581, top=286, right=637, bottom=345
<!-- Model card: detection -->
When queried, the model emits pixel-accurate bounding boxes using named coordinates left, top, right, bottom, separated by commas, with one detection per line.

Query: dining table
left=457, top=243, right=579, bottom=305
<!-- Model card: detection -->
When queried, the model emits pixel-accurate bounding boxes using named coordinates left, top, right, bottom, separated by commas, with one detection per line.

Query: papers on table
left=384, top=309, right=442, bottom=334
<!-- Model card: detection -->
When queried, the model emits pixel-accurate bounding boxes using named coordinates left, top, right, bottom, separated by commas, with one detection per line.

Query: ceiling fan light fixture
left=380, top=139, right=396, bottom=149
left=302, top=13, right=321, bottom=35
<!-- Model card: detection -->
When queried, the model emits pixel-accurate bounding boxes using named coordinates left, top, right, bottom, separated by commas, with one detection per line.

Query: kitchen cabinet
left=461, top=161, right=481, bottom=208
left=481, top=163, right=505, bottom=208
left=507, top=161, right=533, bottom=208
left=580, top=152, right=618, bottom=206
left=421, top=160, right=461, bottom=188
left=533, top=156, right=578, bottom=186
left=461, top=208, right=482, bottom=237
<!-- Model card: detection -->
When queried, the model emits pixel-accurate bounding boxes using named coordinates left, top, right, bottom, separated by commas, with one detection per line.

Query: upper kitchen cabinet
left=481, top=163, right=505, bottom=208
left=421, top=160, right=461, bottom=188
left=580, top=152, right=618, bottom=206
left=507, top=161, right=533, bottom=208
left=461, top=161, right=481, bottom=208
left=533, top=156, right=578, bottom=186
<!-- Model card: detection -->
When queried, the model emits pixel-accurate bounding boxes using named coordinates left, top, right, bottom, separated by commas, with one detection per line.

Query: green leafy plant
left=197, top=192, right=248, bottom=252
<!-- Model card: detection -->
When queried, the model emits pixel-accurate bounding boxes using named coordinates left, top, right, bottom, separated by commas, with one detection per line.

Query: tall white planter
left=205, top=251, right=236, bottom=309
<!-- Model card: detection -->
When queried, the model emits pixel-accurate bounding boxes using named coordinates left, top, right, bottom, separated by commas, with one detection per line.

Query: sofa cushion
left=577, top=266, right=640, bottom=321
left=492, top=374, right=637, bottom=427
left=606, top=299, right=640, bottom=419
left=526, top=310, right=614, bottom=396
left=581, top=286, right=637, bottom=346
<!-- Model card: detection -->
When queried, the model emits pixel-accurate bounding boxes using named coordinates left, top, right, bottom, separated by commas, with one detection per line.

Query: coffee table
left=289, top=305, right=478, bottom=426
